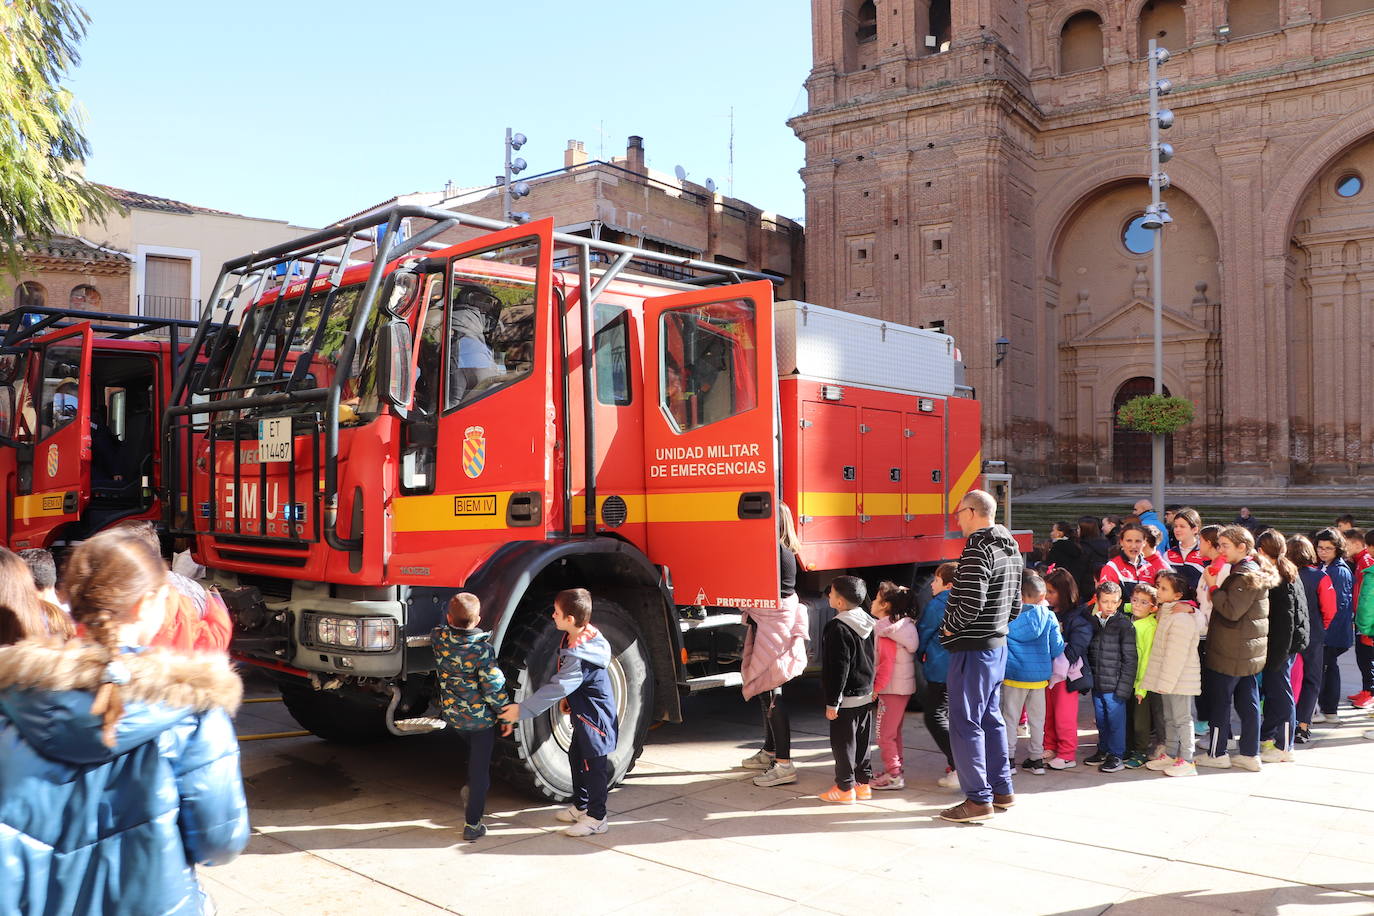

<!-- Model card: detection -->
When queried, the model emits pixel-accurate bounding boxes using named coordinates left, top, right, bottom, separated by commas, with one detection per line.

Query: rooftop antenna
left=705, top=177, right=717, bottom=193
left=728, top=105, right=735, bottom=197
left=674, top=164, right=688, bottom=183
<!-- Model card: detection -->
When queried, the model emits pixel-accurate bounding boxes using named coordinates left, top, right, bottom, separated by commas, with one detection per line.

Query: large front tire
left=277, top=677, right=393, bottom=744
left=495, top=598, right=653, bottom=801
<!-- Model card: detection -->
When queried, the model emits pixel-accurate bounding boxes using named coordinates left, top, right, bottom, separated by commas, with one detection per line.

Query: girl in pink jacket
left=871, top=581, right=919, bottom=790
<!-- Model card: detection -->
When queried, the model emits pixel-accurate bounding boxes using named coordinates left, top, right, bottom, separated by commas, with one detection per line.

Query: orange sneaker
left=854, top=783, right=872, bottom=801
left=818, top=785, right=856, bottom=804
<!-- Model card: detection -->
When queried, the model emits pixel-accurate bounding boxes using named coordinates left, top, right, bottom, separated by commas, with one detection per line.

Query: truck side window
left=594, top=303, right=632, bottom=407
left=38, top=343, right=82, bottom=440
left=445, top=243, right=538, bottom=412
left=660, top=298, right=758, bottom=433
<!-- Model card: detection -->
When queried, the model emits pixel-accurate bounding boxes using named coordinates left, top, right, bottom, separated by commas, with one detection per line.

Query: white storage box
left=773, top=300, right=958, bottom=397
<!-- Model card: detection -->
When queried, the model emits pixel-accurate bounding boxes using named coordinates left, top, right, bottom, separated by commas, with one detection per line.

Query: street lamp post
left=1146, top=40, right=1174, bottom=515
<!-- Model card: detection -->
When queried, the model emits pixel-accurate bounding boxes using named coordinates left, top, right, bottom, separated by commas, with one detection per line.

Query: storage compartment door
left=859, top=407, right=902, bottom=539
left=904, top=410, right=946, bottom=538
left=799, top=400, right=857, bottom=543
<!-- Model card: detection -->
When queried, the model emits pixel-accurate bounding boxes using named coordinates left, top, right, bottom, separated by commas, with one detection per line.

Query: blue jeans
left=947, top=647, right=1013, bottom=804
left=1092, top=691, right=1126, bottom=757
left=1261, top=655, right=1296, bottom=749
left=1205, top=671, right=1261, bottom=758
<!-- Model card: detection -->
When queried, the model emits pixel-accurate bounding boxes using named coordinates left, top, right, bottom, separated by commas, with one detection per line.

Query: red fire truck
left=0, top=307, right=207, bottom=550
left=167, top=207, right=1026, bottom=799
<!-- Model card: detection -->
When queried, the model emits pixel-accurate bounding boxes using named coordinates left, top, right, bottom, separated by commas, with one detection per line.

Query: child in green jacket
left=1126, top=584, right=1163, bottom=768
left=434, top=592, right=511, bottom=840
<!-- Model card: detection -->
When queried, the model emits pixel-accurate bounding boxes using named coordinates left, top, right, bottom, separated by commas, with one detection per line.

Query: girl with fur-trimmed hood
left=0, top=529, right=248, bottom=915
left=1197, top=525, right=1279, bottom=772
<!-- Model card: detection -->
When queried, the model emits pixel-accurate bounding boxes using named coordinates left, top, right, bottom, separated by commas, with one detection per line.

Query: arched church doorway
left=1112, top=377, right=1175, bottom=483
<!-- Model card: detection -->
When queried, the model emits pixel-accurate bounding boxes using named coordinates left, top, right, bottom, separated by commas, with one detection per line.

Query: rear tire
left=277, top=677, right=393, bottom=744
left=495, top=597, right=653, bottom=801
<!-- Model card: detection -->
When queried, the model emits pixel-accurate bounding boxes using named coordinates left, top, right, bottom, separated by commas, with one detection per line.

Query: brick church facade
left=790, top=0, right=1374, bottom=485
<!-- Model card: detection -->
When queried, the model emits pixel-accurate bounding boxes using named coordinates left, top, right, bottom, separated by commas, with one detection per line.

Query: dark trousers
left=1092, top=691, right=1127, bottom=757
left=828, top=703, right=873, bottom=791
left=1356, top=639, right=1374, bottom=695
left=1195, top=641, right=1212, bottom=726
left=569, top=732, right=609, bottom=821
left=1261, top=655, right=1296, bottom=749
left=759, top=688, right=791, bottom=760
left=1205, top=671, right=1261, bottom=758
left=1318, top=645, right=1349, bottom=715
left=1129, top=691, right=1163, bottom=756
left=922, top=680, right=955, bottom=769
left=948, top=647, right=1013, bottom=805
left=460, top=726, right=497, bottom=826
left=1295, top=637, right=1324, bottom=725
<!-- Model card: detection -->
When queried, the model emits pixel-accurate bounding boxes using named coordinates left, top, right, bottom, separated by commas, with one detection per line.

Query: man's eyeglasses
left=952, top=506, right=973, bottom=518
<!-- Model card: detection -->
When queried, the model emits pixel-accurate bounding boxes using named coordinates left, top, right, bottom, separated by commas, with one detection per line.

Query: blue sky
left=71, top=1, right=812, bottom=229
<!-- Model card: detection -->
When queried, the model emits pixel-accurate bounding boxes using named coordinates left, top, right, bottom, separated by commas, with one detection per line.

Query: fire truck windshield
left=223, top=282, right=384, bottom=424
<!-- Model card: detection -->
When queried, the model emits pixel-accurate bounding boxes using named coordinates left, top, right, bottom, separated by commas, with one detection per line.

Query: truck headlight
left=304, top=613, right=396, bottom=652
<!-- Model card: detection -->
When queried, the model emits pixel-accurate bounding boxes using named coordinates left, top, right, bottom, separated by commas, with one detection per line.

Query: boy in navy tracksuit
left=500, top=588, right=619, bottom=836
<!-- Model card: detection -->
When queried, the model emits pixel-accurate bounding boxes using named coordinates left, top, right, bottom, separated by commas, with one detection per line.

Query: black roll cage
left=164, top=204, right=781, bottom=555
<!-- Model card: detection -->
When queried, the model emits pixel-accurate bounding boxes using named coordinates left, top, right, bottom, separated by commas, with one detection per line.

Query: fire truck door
left=13, top=324, right=93, bottom=547
left=0, top=352, right=26, bottom=546
left=642, top=280, right=779, bottom=610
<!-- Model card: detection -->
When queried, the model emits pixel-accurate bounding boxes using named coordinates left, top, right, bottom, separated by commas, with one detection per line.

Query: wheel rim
left=548, top=653, right=630, bottom=755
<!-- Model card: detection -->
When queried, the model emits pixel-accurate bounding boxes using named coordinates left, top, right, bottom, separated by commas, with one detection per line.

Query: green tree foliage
left=0, top=0, right=112, bottom=274
left=1116, top=394, right=1194, bottom=435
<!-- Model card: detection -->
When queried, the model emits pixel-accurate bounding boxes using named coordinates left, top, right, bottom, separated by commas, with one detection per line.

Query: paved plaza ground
left=211, top=658, right=1374, bottom=916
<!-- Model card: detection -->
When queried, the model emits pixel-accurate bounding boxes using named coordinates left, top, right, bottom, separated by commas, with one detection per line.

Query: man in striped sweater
left=938, top=489, right=1026, bottom=823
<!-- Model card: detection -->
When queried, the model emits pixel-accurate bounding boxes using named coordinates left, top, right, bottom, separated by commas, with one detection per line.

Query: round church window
left=1122, top=214, right=1155, bottom=254
left=1336, top=173, right=1363, bottom=198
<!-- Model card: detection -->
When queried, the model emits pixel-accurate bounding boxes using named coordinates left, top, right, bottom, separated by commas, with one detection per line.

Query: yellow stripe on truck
left=394, top=490, right=756, bottom=532
left=947, top=451, right=982, bottom=511
left=14, top=492, right=67, bottom=521
left=801, top=491, right=944, bottom=518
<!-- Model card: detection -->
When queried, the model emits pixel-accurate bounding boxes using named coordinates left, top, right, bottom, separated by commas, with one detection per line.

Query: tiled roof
left=101, top=185, right=245, bottom=217
left=22, top=235, right=131, bottom=265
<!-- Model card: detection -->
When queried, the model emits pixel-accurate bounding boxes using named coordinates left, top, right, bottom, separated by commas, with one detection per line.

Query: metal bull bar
left=164, top=204, right=781, bottom=556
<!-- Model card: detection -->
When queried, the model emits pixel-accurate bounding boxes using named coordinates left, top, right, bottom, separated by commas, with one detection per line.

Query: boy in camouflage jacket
left=433, top=592, right=510, bottom=840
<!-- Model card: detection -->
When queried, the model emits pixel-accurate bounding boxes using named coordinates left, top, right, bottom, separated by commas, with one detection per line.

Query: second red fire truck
left=166, top=207, right=1026, bottom=799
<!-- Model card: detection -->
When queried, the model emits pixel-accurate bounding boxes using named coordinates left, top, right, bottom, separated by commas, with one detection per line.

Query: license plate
left=257, top=417, right=292, bottom=463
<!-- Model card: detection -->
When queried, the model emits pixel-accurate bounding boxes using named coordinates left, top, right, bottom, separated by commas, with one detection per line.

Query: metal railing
left=139, top=295, right=200, bottom=331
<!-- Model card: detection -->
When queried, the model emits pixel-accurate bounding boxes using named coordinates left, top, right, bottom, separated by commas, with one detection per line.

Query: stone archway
left=1053, top=181, right=1222, bottom=483
left=1112, top=377, right=1176, bottom=483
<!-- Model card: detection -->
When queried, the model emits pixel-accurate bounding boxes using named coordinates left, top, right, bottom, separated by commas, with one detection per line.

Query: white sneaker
left=740, top=749, right=775, bottom=769
left=937, top=769, right=962, bottom=788
left=1046, top=757, right=1077, bottom=770
left=563, top=817, right=608, bottom=837
left=1362, top=729, right=1374, bottom=740
left=1195, top=753, right=1232, bottom=769
left=752, top=761, right=798, bottom=787
left=1163, top=759, right=1198, bottom=777
left=1017, top=723, right=1031, bottom=739
left=1144, top=753, right=1174, bottom=771
left=871, top=773, right=905, bottom=790
left=1231, top=755, right=1262, bottom=772
left=1260, top=743, right=1294, bottom=763
left=555, top=806, right=587, bottom=823
left=1311, top=712, right=1328, bottom=723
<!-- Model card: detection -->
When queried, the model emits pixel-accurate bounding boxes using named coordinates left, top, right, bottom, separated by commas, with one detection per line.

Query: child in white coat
left=1140, top=571, right=1205, bottom=777
left=870, top=581, right=919, bottom=790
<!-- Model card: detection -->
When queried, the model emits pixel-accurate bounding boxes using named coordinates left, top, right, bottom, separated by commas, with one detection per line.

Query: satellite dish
left=705, top=178, right=717, bottom=193
left=674, top=164, right=687, bottom=181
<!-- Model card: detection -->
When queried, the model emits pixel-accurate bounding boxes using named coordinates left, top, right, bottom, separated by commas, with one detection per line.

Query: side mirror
left=201, top=326, right=238, bottom=392
left=379, top=320, right=415, bottom=410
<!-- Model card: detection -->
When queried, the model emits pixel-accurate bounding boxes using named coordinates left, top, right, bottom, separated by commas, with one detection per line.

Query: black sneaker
left=462, top=822, right=487, bottom=841
left=1020, top=757, right=1046, bottom=775
left=1100, top=754, right=1125, bottom=773
left=1294, top=727, right=1311, bottom=745
left=1085, top=751, right=1108, bottom=766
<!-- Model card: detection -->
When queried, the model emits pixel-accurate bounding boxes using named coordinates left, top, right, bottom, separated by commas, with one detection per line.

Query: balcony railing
left=138, top=295, right=201, bottom=335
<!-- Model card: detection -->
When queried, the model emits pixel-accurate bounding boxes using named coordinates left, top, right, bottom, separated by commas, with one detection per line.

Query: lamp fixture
left=994, top=337, right=1010, bottom=367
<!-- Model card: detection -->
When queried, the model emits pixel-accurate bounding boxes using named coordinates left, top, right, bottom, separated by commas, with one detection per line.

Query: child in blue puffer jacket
left=1003, top=570, right=1066, bottom=775
left=433, top=592, right=511, bottom=841
left=918, top=562, right=960, bottom=788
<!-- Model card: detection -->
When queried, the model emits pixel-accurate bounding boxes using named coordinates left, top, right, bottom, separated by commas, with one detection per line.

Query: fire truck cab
left=170, top=208, right=1023, bottom=799
left=0, top=307, right=206, bottom=550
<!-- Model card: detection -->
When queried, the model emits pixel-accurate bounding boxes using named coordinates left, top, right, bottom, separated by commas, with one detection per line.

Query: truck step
left=391, top=716, right=448, bottom=735
left=685, top=671, right=744, bottom=693
left=679, top=613, right=743, bottom=632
